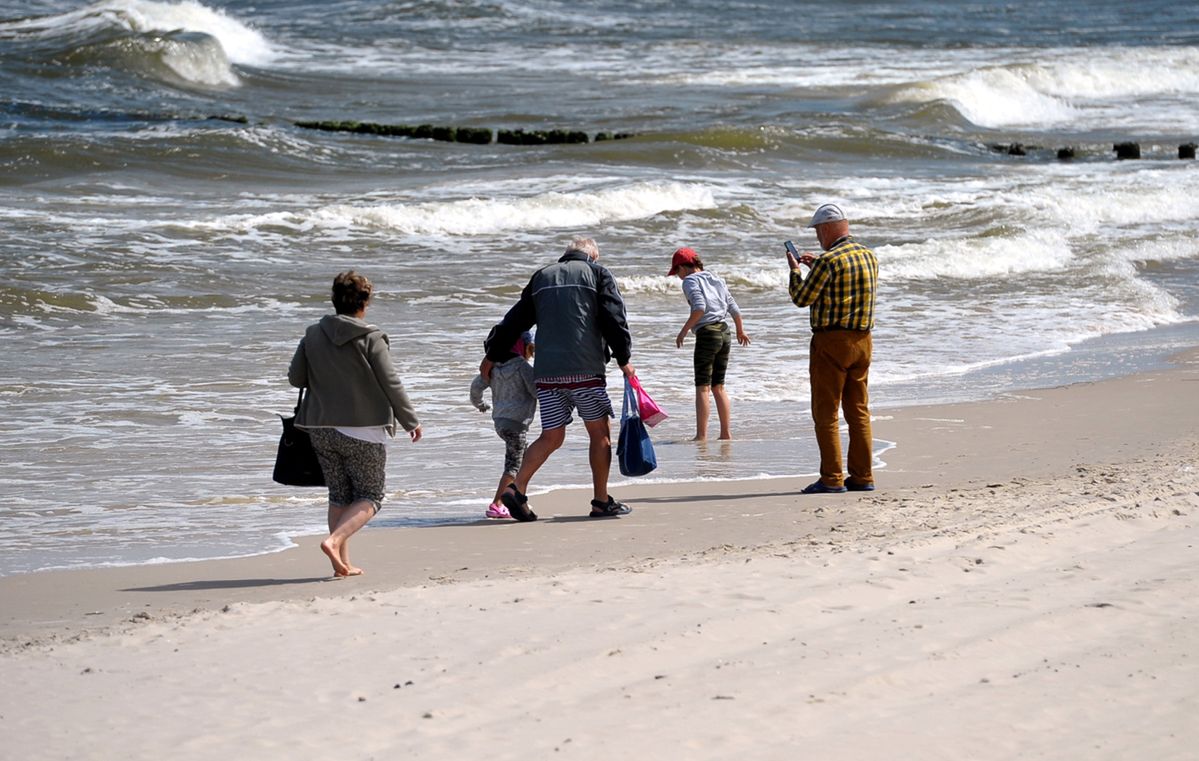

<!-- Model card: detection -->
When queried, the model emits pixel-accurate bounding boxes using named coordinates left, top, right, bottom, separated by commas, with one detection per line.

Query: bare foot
left=691, top=435, right=707, bottom=442
left=337, top=566, right=364, bottom=577
left=718, top=434, right=733, bottom=440
left=320, top=538, right=350, bottom=576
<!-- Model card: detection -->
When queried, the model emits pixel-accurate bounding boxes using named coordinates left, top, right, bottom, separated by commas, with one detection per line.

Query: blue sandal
left=800, top=480, right=847, bottom=494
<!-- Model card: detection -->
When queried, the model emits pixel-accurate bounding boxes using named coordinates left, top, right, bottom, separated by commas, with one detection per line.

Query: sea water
left=1, top=0, right=1197, bottom=575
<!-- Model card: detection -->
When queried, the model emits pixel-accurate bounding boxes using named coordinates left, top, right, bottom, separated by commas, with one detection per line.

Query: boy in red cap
left=668, top=247, right=751, bottom=440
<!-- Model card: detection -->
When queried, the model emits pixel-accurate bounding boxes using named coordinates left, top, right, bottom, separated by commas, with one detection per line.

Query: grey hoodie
left=470, top=356, right=536, bottom=431
left=289, top=313, right=420, bottom=436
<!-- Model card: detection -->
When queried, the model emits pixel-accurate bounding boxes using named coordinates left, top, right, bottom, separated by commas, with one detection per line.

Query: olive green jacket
left=288, top=314, right=420, bottom=436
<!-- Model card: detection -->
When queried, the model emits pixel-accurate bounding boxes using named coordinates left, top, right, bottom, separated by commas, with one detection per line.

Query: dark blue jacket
left=487, top=250, right=632, bottom=379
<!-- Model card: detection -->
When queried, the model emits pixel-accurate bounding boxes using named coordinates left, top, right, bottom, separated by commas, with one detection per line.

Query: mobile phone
left=784, top=240, right=799, bottom=258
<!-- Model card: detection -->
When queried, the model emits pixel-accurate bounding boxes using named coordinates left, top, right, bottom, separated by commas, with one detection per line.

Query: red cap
left=667, top=246, right=700, bottom=276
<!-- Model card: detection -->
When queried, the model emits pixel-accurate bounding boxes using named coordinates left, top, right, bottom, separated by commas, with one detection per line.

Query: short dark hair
left=331, top=271, right=372, bottom=315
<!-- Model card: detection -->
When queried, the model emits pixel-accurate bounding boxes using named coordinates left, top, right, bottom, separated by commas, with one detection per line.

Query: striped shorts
left=536, top=384, right=614, bottom=431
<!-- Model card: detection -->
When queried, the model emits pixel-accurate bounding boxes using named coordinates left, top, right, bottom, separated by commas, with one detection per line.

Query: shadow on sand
left=121, top=577, right=332, bottom=593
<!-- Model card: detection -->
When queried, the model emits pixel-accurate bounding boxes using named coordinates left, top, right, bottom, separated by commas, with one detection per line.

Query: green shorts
left=693, top=322, right=731, bottom=387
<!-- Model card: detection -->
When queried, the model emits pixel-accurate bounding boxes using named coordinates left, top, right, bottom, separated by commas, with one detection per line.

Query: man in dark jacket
left=480, top=237, right=636, bottom=521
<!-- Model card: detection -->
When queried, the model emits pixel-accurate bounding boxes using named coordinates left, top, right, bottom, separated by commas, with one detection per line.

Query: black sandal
left=500, top=485, right=537, bottom=522
left=589, top=496, right=632, bottom=517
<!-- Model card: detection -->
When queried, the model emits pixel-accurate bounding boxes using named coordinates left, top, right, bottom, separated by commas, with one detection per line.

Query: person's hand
left=479, top=357, right=494, bottom=382
left=786, top=250, right=801, bottom=271
left=737, top=330, right=751, bottom=347
left=409, top=425, right=423, bottom=443
left=475, top=403, right=490, bottom=413
left=799, top=253, right=817, bottom=267
left=675, top=328, right=688, bottom=348
left=620, top=363, right=636, bottom=378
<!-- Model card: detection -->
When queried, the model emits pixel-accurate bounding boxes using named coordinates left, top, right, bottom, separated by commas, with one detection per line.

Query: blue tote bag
left=617, top=377, right=658, bottom=477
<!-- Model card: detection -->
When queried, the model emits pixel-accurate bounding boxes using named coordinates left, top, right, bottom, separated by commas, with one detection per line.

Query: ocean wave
left=885, top=47, right=1199, bottom=129
left=1033, top=169, right=1199, bottom=234
left=879, top=229, right=1078, bottom=280
left=889, top=65, right=1078, bottom=128
left=186, top=181, right=718, bottom=237
left=652, top=44, right=972, bottom=89
left=109, top=29, right=239, bottom=87
left=619, top=261, right=787, bottom=295
left=0, top=0, right=273, bottom=87
left=1126, top=236, right=1199, bottom=264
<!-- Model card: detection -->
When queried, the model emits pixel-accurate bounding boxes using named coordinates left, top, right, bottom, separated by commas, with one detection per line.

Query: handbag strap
left=621, top=377, right=639, bottom=420
left=294, top=387, right=305, bottom=414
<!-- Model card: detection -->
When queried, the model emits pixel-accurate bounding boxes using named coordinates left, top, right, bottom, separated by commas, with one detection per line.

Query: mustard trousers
left=808, top=330, right=873, bottom=487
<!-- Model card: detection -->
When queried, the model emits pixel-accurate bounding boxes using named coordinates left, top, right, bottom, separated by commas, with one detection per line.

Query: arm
left=732, top=312, right=751, bottom=346
left=287, top=337, right=307, bottom=388
left=367, top=334, right=422, bottom=436
left=676, top=308, right=704, bottom=348
left=676, top=276, right=706, bottom=348
left=482, top=278, right=537, bottom=381
left=725, top=287, right=750, bottom=346
left=469, top=374, right=490, bottom=412
left=593, top=264, right=633, bottom=367
left=789, top=258, right=831, bottom=308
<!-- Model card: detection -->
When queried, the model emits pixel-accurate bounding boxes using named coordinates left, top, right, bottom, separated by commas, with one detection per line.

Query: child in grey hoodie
left=470, top=328, right=536, bottom=518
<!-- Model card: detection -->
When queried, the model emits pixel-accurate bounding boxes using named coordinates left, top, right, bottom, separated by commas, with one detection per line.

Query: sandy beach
left=2, top=349, right=1197, bottom=760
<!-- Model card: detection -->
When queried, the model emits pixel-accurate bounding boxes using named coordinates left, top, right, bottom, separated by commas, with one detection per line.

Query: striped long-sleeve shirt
left=788, top=236, right=878, bottom=332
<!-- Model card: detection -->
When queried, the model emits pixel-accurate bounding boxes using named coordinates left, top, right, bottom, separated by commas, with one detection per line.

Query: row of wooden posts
left=994, top=141, right=1197, bottom=160
left=292, top=120, right=635, bottom=145
left=216, top=117, right=1197, bottom=158
left=302, top=121, right=1195, bottom=159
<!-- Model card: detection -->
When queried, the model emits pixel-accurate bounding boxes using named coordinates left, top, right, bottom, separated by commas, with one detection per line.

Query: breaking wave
left=185, top=181, right=718, bottom=237
left=885, top=47, right=1199, bottom=129
left=0, top=0, right=274, bottom=87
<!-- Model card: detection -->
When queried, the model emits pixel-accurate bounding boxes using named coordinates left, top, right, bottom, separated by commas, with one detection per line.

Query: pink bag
left=628, top=375, right=668, bottom=427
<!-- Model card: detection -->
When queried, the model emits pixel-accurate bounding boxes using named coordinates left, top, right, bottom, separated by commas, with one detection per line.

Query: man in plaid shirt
left=787, top=204, right=879, bottom=494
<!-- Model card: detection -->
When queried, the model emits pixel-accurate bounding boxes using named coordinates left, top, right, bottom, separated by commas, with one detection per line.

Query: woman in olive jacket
left=289, top=271, right=422, bottom=577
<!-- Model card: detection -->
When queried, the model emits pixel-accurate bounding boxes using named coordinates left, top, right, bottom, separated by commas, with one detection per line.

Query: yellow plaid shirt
left=789, top=236, right=878, bottom=331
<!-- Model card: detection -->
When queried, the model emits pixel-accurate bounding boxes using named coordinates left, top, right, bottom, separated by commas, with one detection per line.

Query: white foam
left=191, top=181, right=717, bottom=237
left=897, top=66, right=1078, bottom=127
left=153, top=31, right=239, bottom=87
left=104, top=0, right=274, bottom=66
left=1033, top=169, right=1199, bottom=234
left=655, top=44, right=972, bottom=89
left=0, top=0, right=274, bottom=85
left=888, top=47, right=1199, bottom=129
left=879, top=229, right=1076, bottom=280
left=619, top=262, right=786, bottom=295
left=1027, top=47, right=1199, bottom=100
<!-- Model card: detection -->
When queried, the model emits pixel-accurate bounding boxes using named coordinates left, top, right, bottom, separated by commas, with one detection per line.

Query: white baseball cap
left=806, top=203, right=846, bottom=227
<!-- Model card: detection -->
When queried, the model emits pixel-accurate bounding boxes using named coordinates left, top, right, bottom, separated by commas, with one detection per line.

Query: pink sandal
left=486, top=503, right=511, bottom=519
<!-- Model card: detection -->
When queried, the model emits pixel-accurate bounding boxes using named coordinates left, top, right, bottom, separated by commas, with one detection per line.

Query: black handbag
left=272, top=389, right=325, bottom=487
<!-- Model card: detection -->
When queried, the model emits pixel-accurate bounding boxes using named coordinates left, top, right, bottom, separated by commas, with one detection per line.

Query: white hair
left=566, top=236, right=600, bottom=261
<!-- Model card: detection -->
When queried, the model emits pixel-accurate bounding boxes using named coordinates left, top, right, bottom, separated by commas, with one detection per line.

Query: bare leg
left=337, top=538, right=359, bottom=576
left=712, top=384, right=733, bottom=440
left=491, top=474, right=515, bottom=506
left=326, top=504, right=352, bottom=575
left=583, top=417, right=612, bottom=503
left=693, top=385, right=710, bottom=441
left=320, top=499, right=376, bottom=577
left=512, top=426, right=565, bottom=494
